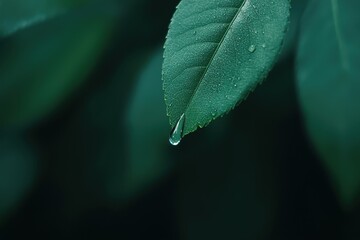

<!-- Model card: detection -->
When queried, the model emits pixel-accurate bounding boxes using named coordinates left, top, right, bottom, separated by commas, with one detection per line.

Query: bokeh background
left=1, top=0, right=360, bottom=239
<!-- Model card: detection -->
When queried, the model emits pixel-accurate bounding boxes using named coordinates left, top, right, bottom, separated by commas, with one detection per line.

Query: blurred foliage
left=297, top=0, right=360, bottom=208
left=0, top=0, right=359, bottom=239
left=0, top=2, right=117, bottom=127
left=121, top=49, right=172, bottom=200
left=0, top=0, right=87, bottom=37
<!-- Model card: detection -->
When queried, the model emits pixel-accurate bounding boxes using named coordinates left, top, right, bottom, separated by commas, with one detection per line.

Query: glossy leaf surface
left=163, top=0, right=290, bottom=137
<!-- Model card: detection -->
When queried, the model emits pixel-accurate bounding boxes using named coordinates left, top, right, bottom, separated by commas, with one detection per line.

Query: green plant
left=163, top=0, right=290, bottom=142
left=162, top=0, right=360, bottom=208
left=1, top=0, right=360, bottom=238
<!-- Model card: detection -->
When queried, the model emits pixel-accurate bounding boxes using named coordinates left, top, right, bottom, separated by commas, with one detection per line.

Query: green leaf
left=107, top=49, right=172, bottom=202
left=163, top=0, right=290, bottom=140
left=0, top=0, right=88, bottom=37
left=297, top=0, right=360, bottom=208
left=0, top=3, right=118, bottom=128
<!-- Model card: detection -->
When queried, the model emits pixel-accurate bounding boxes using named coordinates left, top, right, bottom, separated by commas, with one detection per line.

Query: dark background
left=0, top=0, right=359, bottom=239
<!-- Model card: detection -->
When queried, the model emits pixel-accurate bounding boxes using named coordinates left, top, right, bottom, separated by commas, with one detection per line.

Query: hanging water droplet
left=234, top=83, right=237, bottom=87
left=261, top=43, right=266, bottom=48
left=193, top=30, right=197, bottom=35
left=169, top=114, right=185, bottom=146
left=248, top=45, right=256, bottom=53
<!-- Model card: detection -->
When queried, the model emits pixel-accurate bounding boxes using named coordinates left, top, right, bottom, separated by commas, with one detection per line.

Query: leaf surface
left=163, top=0, right=290, bottom=137
left=297, top=0, right=360, bottom=207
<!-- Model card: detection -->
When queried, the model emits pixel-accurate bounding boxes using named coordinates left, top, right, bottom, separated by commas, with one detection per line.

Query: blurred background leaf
left=297, top=0, right=360, bottom=208
left=0, top=1, right=119, bottom=128
left=33, top=51, right=160, bottom=219
left=0, top=0, right=90, bottom=37
left=108, top=48, right=172, bottom=202
left=22, top=1, right=178, bottom=218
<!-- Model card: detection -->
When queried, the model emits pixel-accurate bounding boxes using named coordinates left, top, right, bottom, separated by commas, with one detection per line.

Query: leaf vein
left=172, top=22, right=230, bottom=39
left=168, top=41, right=218, bottom=62
left=171, top=66, right=207, bottom=83
left=180, top=6, right=239, bottom=23
left=182, top=0, right=248, bottom=115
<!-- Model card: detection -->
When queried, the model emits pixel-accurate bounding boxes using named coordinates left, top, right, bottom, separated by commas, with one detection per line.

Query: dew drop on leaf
left=248, top=45, right=256, bottom=53
left=169, top=113, right=185, bottom=146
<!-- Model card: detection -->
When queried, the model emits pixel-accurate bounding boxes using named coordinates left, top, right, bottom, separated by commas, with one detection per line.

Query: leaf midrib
left=183, top=0, right=248, bottom=116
